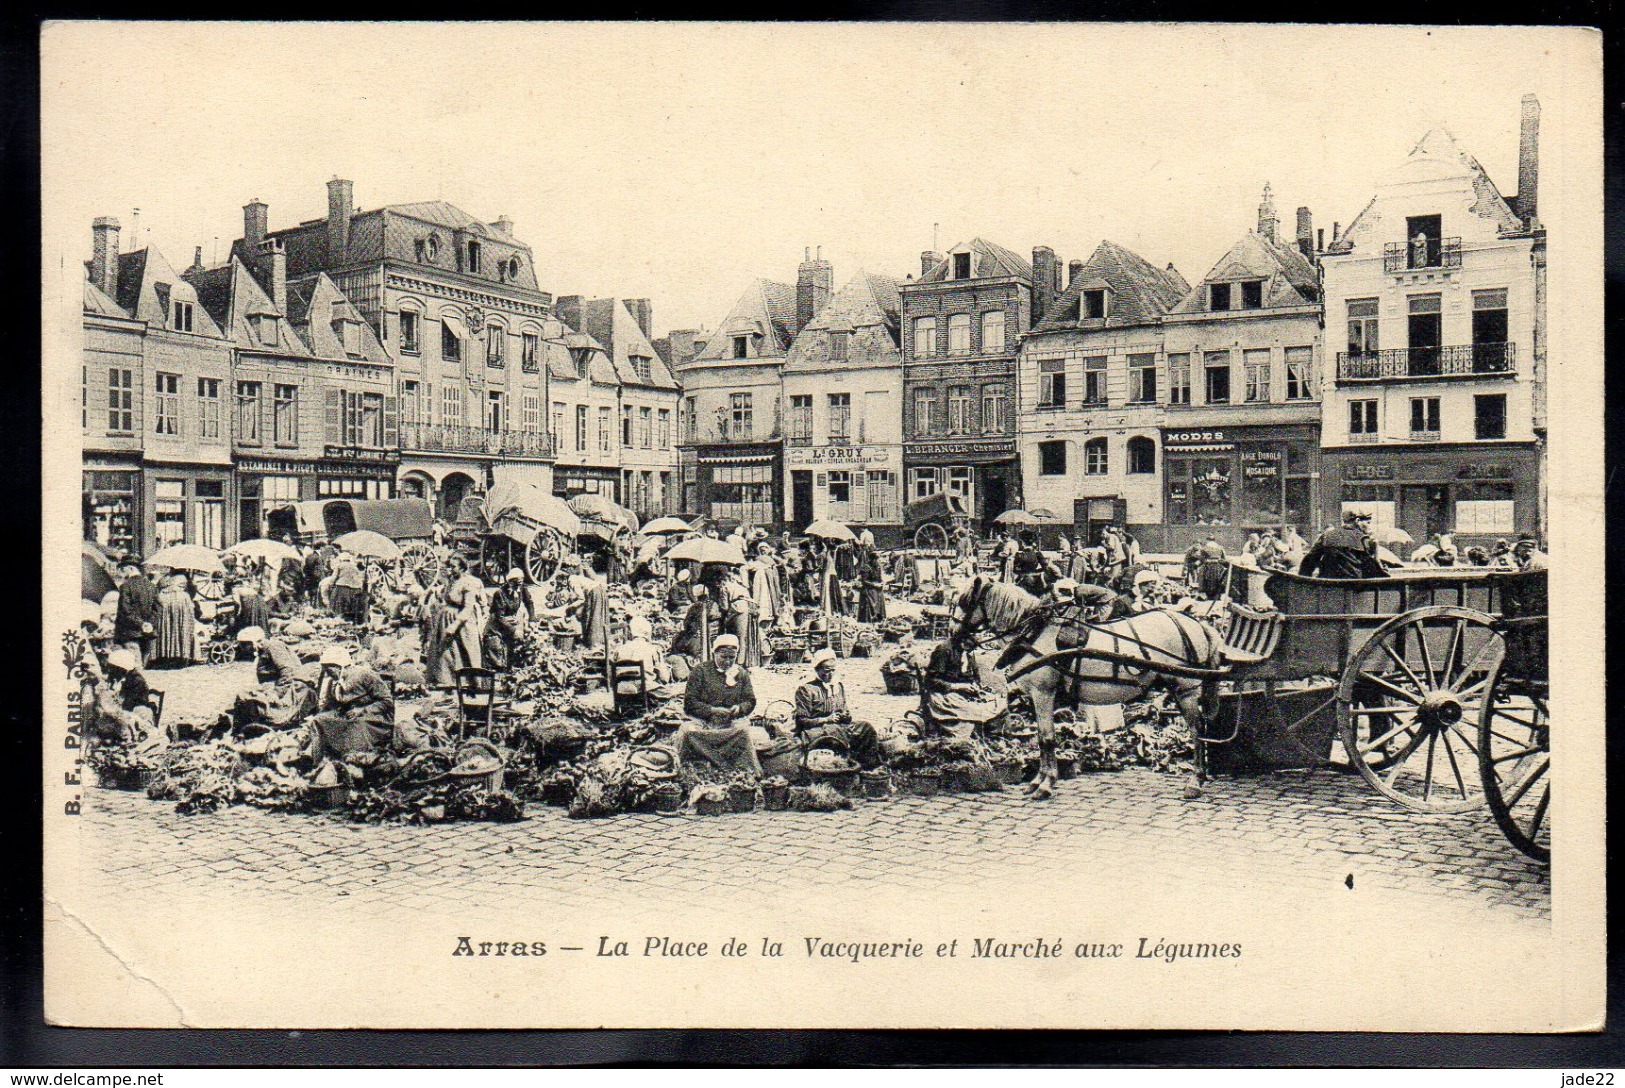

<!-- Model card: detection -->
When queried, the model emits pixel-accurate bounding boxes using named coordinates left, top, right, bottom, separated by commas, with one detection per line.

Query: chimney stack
left=243, top=200, right=268, bottom=255
left=1257, top=183, right=1279, bottom=243
left=263, top=238, right=287, bottom=315
left=796, top=248, right=834, bottom=333
left=1317, top=228, right=1325, bottom=253
left=1517, top=93, right=1540, bottom=227
left=1295, top=207, right=1314, bottom=260
left=626, top=298, right=653, bottom=339
left=1031, top=246, right=1057, bottom=324
left=188, top=246, right=205, bottom=276
left=1332, top=222, right=1340, bottom=243
left=1068, top=260, right=1086, bottom=286
left=491, top=215, right=514, bottom=237
left=91, top=216, right=121, bottom=298
left=326, top=177, right=354, bottom=266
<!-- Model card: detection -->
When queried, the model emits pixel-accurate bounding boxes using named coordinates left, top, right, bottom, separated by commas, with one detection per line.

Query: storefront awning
left=698, top=452, right=776, bottom=465
left=1166, top=443, right=1235, bottom=453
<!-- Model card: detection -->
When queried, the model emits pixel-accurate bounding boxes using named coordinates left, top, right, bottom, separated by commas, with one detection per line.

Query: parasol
left=82, top=553, right=116, bottom=600
left=665, top=537, right=746, bottom=566
left=1026, top=507, right=1059, bottom=521
left=992, top=509, right=1041, bottom=526
left=80, top=599, right=104, bottom=626
left=567, top=493, right=640, bottom=533
left=1367, top=525, right=1414, bottom=547
left=803, top=519, right=857, bottom=543
left=227, top=538, right=302, bottom=563
left=146, top=544, right=225, bottom=574
left=334, top=530, right=403, bottom=560
left=640, top=516, right=692, bottom=537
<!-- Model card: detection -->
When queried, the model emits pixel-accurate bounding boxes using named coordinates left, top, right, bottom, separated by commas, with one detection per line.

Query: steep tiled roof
left=285, top=273, right=391, bottom=365
left=115, top=246, right=227, bottom=338
left=1031, top=240, right=1186, bottom=333
left=385, top=201, right=497, bottom=235
left=184, top=257, right=312, bottom=357
left=760, top=280, right=799, bottom=351
left=917, top=237, right=1032, bottom=283
left=83, top=280, right=127, bottom=318
left=1168, top=231, right=1320, bottom=315
left=785, top=271, right=904, bottom=373
left=697, top=279, right=799, bottom=360
left=581, top=299, right=679, bottom=390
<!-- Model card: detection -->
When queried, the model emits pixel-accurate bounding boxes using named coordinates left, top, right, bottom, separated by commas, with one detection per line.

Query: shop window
left=1340, top=485, right=1396, bottom=531
left=154, top=480, right=185, bottom=548
left=947, top=314, right=971, bottom=354
left=1349, top=399, right=1379, bottom=438
left=981, top=385, right=1006, bottom=433
left=866, top=471, right=898, bottom=523
left=1038, top=359, right=1066, bottom=409
left=195, top=480, right=225, bottom=549
left=981, top=311, right=1005, bottom=353
left=827, top=470, right=852, bottom=504
left=1127, top=436, right=1156, bottom=475
left=1239, top=444, right=1286, bottom=525
left=1203, top=352, right=1231, bottom=405
left=399, top=309, right=421, bottom=353
left=946, top=467, right=973, bottom=502
left=911, top=467, right=940, bottom=501
left=1082, top=356, right=1107, bottom=406
left=1083, top=437, right=1108, bottom=476
left=912, top=317, right=936, bottom=358
left=1243, top=349, right=1271, bottom=403
left=710, top=462, right=774, bottom=524
left=197, top=377, right=221, bottom=440
left=154, top=373, right=180, bottom=436
left=1409, top=397, right=1441, bottom=438
left=1129, top=355, right=1157, bottom=403
left=1475, top=394, right=1507, bottom=441
left=1166, top=456, right=1234, bottom=526
left=1038, top=440, right=1067, bottom=476
left=1284, top=347, right=1313, bottom=400
left=1167, top=354, right=1191, bottom=406
left=83, top=470, right=137, bottom=553
left=1456, top=482, right=1515, bottom=534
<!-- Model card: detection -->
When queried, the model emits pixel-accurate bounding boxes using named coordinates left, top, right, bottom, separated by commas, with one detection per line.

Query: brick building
left=781, top=271, right=905, bottom=541
left=900, top=238, right=1033, bottom=528
left=250, top=181, right=556, bottom=519
left=1016, top=240, right=1187, bottom=546
left=81, top=218, right=236, bottom=556
left=1319, top=99, right=1546, bottom=547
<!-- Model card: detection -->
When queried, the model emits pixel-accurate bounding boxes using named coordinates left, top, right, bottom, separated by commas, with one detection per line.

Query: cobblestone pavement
left=79, top=614, right=1549, bottom=927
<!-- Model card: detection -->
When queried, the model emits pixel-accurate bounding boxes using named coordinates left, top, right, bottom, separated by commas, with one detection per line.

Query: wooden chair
left=453, top=667, right=513, bottom=740
left=146, top=689, right=170, bottom=740
left=610, top=658, right=651, bottom=717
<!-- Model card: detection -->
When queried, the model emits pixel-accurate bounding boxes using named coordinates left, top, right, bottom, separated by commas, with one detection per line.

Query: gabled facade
left=251, top=181, right=555, bottom=518
left=781, top=271, right=905, bottom=539
left=1319, top=99, right=1545, bottom=546
left=1017, top=239, right=1187, bottom=546
left=675, top=252, right=828, bottom=528
left=1154, top=187, right=1326, bottom=551
left=81, top=218, right=237, bottom=556
left=544, top=325, right=623, bottom=502
left=900, top=237, right=1034, bottom=527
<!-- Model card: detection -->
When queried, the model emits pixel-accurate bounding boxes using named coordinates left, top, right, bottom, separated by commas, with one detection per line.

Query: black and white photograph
left=38, top=21, right=1604, bottom=1031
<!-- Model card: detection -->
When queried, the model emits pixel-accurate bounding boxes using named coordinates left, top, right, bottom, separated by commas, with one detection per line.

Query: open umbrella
left=992, top=509, right=1041, bottom=526
left=146, top=543, right=224, bottom=574
left=80, top=599, right=105, bottom=626
left=82, top=552, right=116, bottom=603
left=640, top=516, right=692, bottom=537
left=1026, top=507, right=1059, bottom=521
left=1367, top=525, right=1414, bottom=547
left=665, top=537, right=746, bottom=566
left=334, top=530, right=402, bottom=560
left=227, top=538, right=302, bottom=563
left=803, top=519, right=857, bottom=543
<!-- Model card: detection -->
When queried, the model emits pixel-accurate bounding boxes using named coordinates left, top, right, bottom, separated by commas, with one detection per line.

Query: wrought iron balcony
left=1337, top=343, right=1515, bottom=382
left=401, top=423, right=555, bottom=458
left=1383, top=237, right=1463, bottom=273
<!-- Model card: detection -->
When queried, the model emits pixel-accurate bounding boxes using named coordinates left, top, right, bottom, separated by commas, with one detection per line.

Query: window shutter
left=261, top=387, right=274, bottom=447
left=383, top=395, right=399, bottom=448
left=325, top=387, right=343, bottom=445
left=423, top=384, right=434, bottom=424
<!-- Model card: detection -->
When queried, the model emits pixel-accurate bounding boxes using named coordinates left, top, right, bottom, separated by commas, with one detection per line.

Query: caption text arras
left=452, top=936, right=1242, bottom=964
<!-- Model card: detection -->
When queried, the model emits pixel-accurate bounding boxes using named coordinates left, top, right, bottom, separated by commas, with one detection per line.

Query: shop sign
left=1459, top=463, right=1512, bottom=480
left=1242, top=448, right=1280, bottom=480
left=905, top=440, right=1016, bottom=458
left=785, top=445, right=897, bottom=467
left=1345, top=464, right=1394, bottom=481
left=1164, top=429, right=1227, bottom=445
left=324, top=445, right=401, bottom=464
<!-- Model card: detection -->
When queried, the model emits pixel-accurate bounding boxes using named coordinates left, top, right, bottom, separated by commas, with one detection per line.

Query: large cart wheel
left=195, top=572, right=227, bottom=601
left=1337, top=605, right=1501, bottom=813
left=1477, top=660, right=1550, bottom=862
left=525, top=531, right=563, bottom=584
left=914, top=522, right=948, bottom=553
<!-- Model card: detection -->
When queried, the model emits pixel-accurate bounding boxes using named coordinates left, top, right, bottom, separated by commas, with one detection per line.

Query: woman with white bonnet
left=615, top=614, right=670, bottom=687
left=677, top=633, right=761, bottom=776
left=305, top=646, right=395, bottom=763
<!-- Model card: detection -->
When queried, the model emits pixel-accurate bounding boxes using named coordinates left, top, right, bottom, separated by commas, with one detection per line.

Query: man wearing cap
left=87, top=647, right=159, bottom=747
left=1299, top=511, right=1386, bottom=580
left=112, top=556, right=159, bottom=665
left=1512, top=538, right=1548, bottom=571
left=306, top=647, right=396, bottom=762
left=482, top=568, right=530, bottom=671
left=237, top=626, right=300, bottom=685
left=793, top=649, right=882, bottom=768
left=678, top=633, right=762, bottom=775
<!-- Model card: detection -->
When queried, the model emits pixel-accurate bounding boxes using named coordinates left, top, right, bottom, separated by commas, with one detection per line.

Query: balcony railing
left=1409, top=429, right=1441, bottom=443
left=1383, top=237, right=1463, bottom=273
left=1337, top=343, right=1515, bottom=382
left=401, top=423, right=555, bottom=457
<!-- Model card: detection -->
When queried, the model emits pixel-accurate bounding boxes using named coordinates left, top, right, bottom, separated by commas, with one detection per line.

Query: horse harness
left=990, top=599, right=1210, bottom=708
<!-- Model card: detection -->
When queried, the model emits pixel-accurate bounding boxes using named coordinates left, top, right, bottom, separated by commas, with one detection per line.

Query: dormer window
left=829, top=330, right=850, bottom=361
left=1082, top=289, right=1107, bottom=320
left=467, top=240, right=482, bottom=273
left=332, top=318, right=359, bottom=355
left=171, top=300, right=194, bottom=332
left=732, top=335, right=749, bottom=359
left=421, top=234, right=440, bottom=263
left=1240, top=280, right=1264, bottom=310
left=253, top=314, right=277, bottom=344
left=630, top=354, right=653, bottom=382
left=1208, top=283, right=1231, bottom=311
left=952, top=252, right=972, bottom=279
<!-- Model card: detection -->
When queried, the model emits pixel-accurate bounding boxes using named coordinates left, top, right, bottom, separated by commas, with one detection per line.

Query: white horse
left=948, top=577, right=1225, bottom=799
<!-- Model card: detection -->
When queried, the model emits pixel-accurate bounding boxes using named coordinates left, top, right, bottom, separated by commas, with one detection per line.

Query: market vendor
left=482, top=568, right=530, bottom=671
left=677, top=633, right=762, bottom=776
left=793, top=648, right=882, bottom=768
left=1298, top=511, right=1385, bottom=580
left=444, top=555, right=487, bottom=670
left=665, top=566, right=696, bottom=612
left=331, top=552, right=367, bottom=623
left=237, top=625, right=299, bottom=684
left=305, top=647, right=396, bottom=762
left=669, top=582, right=716, bottom=670
left=923, top=632, right=1004, bottom=739
left=86, top=647, right=160, bottom=748
left=615, top=614, right=671, bottom=688
left=112, top=555, right=158, bottom=665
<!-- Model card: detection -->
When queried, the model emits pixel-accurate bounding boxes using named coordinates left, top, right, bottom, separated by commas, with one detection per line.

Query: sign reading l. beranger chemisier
left=784, top=445, right=899, bottom=466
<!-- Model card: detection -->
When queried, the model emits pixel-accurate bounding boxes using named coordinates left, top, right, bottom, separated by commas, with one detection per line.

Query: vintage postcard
left=40, top=21, right=1604, bottom=1030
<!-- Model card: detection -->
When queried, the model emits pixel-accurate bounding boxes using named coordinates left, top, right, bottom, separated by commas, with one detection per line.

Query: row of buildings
left=668, top=98, right=1547, bottom=552
left=81, top=98, right=1547, bottom=558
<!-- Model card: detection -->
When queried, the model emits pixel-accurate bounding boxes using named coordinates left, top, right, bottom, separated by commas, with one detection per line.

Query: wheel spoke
left=1421, top=731, right=1438, bottom=801
left=1360, top=672, right=1424, bottom=705
left=1504, top=759, right=1549, bottom=808
left=1359, top=719, right=1415, bottom=753
left=1381, top=728, right=1428, bottom=786
left=1440, top=728, right=1469, bottom=798
left=1380, top=640, right=1429, bottom=697
left=1489, top=745, right=1544, bottom=766
left=1448, top=636, right=1503, bottom=695
left=1415, top=623, right=1438, bottom=688
left=1351, top=705, right=1418, bottom=717
left=1526, top=787, right=1550, bottom=839
left=1444, top=618, right=1465, bottom=687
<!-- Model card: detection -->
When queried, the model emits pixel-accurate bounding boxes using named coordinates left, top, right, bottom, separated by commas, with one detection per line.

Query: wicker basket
left=307, top=784, right=349, bottom=810
left=726, top=783, right=758, bottom=813
left=650, top=782, right=684, bottom=813
left=761, top=781, right=790, bottom=811
left=904, top=770, right=941, bottom=797
left=693, top=792, right=728, bottom=816
left=882, top=668, right=918, bottom=696
left=1055, top=752, right=1079, bottom=780
left=96, top=766, right=155, bottom=792
left=860, top=769, right=893, bottom=799
left=993, top=757, right=1027, bottom=785
left=446, top=738, right=505, bottom=792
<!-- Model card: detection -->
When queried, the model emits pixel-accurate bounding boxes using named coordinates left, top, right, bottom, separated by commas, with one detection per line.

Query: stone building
left=674, top=252, right=830, bottom=528
left=250, top=181, right=556, bottom=519
left=1016, top=240, right=1187, bottom=547
left=781, top=271, right=905, bottom=541
left=1319, top=98, right=1546, bottom=547
left=544, top=321, right=623, bottom=503
left=1156, top=187, right=1325, bottom=552
left=900, top=238, right=1033, bottom=528
left=81, top=218, right=236, bottom=556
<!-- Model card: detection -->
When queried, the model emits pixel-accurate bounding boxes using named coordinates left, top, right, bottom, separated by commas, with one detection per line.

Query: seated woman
left=922, top=632, right=1005, bottom=740
left=86, top=648, right=163, bottom=749
left=615, top=614, right=671, bottom=692
left=676, top=634, right=761, bottom=777
left=304, top=647, right=396, bottom=763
